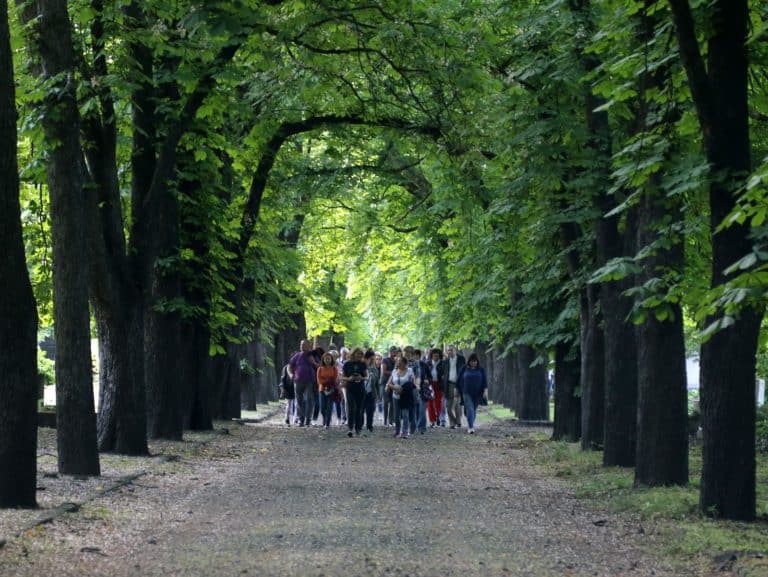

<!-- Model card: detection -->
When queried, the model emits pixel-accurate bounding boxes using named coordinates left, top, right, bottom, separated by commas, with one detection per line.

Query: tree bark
left=552, top=342, right=581, bottom=442
left=84, top=1, right=148, bottom=455
left=517, top=345, right=548, bottom=421
left=633, top=1, right=688, bottom=487
left=0, top=0, right=39, bottom=507
left=668, top=0, right=762, bottom=520
left=580, top=283, right=604, bottom=450
left=37, top=0, right=100, bottom=476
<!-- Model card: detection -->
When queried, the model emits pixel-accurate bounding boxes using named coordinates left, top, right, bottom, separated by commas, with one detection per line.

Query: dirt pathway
left=1, top=414, right=686, bottom=577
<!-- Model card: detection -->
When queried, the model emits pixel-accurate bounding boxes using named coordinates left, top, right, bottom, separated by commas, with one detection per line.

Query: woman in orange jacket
left=317, top=353, right=339, bottom=429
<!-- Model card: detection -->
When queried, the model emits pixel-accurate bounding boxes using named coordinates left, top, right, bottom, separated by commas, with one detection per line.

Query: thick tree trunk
left=633, top=1, right=687, bottom=486
left=183, top=321, right=214, bottom=431
left=517, top=345, right=548, bottom=421
left=144, top=273, right=183, bottom=439
left=552, top=342, right=581, bottom=442
left=633, top=176, right=687, bottom=488
left=0, top=0, right=39, bottom=507
left=94, top=301, right=148, bottom=454
left=669, top=0, right=762, bottom=520
left=37, top=0, right=100, bottom=476
left=602, top=276, right=638, bottom=467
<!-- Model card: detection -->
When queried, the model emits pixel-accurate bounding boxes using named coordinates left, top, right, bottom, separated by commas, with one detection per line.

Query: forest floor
left=0, top=405, right=755, bottom=577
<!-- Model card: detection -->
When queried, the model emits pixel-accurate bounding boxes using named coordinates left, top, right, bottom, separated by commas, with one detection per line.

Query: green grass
left=526, top=438, right=768, bottom=572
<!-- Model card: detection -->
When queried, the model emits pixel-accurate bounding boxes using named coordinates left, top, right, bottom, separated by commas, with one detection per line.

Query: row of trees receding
left=1, top=1, right=765, bottom=522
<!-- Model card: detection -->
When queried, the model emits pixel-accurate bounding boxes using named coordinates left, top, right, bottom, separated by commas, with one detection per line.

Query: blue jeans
left=416, top=398, right=427, bottom=432
left=320, top=392, right=335, bottom=427
left=463, top=394, right=477, bottom=429
left=400, top=404, right=416, bottom=436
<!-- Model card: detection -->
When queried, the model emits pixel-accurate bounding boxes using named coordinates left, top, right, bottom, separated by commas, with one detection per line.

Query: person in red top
left=316, top=353, right=339, bottom=429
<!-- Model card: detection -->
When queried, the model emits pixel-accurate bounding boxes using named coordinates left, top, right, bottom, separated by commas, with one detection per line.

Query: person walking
left=279, top=362, right=296, bottom=426
left=342, top=347, right=368, bottom=437
left=288, top=339, right=320, bottom=427
left=363, top=350, right=379, bottom=432
left=457, top=353, right=487, bottom=434
left=424, top=348, right=445, bottom=430
left=386, top=356, right=415, bottom=438
left=443, top=345, right=466, bottom=429
left=316, top=353, right=339, bottom=429
left=380, top=346, right=398, bottom=427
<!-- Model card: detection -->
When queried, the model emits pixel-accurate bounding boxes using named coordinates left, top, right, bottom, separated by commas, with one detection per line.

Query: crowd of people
left=279, top=340, right=488, bottom=438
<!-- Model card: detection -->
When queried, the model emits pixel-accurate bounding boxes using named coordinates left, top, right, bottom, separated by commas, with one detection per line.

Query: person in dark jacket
left=457, top=353, right=487, bottom=434
left=279, top=362, right=296, bottom=426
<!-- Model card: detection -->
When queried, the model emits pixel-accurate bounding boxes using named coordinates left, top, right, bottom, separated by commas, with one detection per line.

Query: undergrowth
left=528, top=437, right=768, bottom=571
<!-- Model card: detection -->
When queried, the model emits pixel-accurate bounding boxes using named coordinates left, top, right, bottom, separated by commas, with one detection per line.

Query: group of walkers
left=279, top=340, right=488, bottom=438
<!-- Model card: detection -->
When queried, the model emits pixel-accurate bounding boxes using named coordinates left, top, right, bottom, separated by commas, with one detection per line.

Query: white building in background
left=686, top=355, right=765, bottom=407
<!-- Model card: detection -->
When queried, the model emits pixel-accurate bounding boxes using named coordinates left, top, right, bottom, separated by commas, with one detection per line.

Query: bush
left=757, top=404, right=768, bottom=453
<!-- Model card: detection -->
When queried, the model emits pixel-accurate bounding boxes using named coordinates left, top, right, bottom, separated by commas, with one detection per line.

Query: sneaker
left=367, top=427, right=373, bottom=432
left=469, top=428, right=475, bottom=434
left=298, top=422, right=305, bottom=427
left=402, top=433, right=410, bottom=439
left=355, top=430, right=361, bottom=437
left=430, top=423, right=435, bottom=428
left=347, top=431, right=353, bottom=438
left=325, top=425, right=330, bottom=430
left=394, top=432, right=401, bottom=438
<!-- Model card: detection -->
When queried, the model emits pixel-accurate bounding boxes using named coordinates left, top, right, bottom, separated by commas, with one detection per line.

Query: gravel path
left=0, top=411, right=699, bottom=577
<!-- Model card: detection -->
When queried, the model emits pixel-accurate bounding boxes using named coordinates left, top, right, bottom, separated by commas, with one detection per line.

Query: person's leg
left=409, top=405, right=417, bottom=434
left=304, top=385, right=315, bottom=426
left=364, top=392, right=375, bottom=431
left=463, top=394, right=476, bottom=431
left=393, top=399, right=401, bottom=436
left=294, top=382, right=307, bottom=425
left=313, top=391, right=321, bottom=422
left=435, top=387, right=445, bottom=426
left=400, top=406, right=410, bottom=437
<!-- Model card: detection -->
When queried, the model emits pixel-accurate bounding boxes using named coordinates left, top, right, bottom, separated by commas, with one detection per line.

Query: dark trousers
left=364, top=392, right=376, bottom=431
left=346, top=383, right=365, bottom=432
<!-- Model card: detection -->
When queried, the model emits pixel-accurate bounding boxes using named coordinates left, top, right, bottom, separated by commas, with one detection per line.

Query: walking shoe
left=469, top=428, right=475, bottom=434
left=402, top=433, right=410, bottom=439
left=394, top=432, right=401, bottom=438
left=347, top=431, right=353, bottom=438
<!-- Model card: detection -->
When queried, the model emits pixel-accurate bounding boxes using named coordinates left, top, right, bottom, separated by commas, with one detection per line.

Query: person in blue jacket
left=457, top=353, right=487, bottom=434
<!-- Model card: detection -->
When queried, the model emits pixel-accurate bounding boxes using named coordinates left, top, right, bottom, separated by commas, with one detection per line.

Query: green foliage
left=37, top=348, right=55, bottom=389
left=757, top=404, right=768, bottom=454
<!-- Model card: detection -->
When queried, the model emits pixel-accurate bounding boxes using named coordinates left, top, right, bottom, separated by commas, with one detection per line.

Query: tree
left=668, top=0, right=763, bottom=520
left=35, top=0, right=100, bottom=476
left=0, top=0, right=39, bottom=507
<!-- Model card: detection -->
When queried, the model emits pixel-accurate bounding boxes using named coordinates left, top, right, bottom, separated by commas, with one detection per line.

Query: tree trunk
left=37, top=0, right=100, bottom=476
left=668, top=0, right=762, bottom=520
left=634, top=170, right=687, bottom=488
left=633, top=1, right=687, bottom=486
left=602, top=270, right=638, bottom=467
left=0, top=0, right=39, bottom=507
left=552, top=342, right=581, bottom=442
left=183, top=320, right=214, bottom=431
left=517, top=345, right=548, bottom=421
left=94, top=301, right=148, bottom=454
left=580, top=284, right=605, bottom=450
